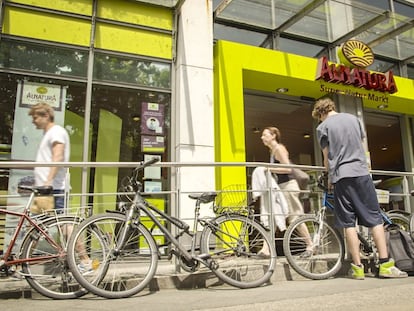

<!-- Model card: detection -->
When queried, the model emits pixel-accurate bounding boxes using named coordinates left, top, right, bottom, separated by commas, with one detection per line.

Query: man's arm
left=322, top=146, right=333, bottom=189
left=45, top=142, right=65, bottom=186
left=322, top=147, right=329, bottom=170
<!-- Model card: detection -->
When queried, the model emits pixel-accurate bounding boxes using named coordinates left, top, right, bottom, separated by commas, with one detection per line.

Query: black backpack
left=385, top=224, right=414, bottom=273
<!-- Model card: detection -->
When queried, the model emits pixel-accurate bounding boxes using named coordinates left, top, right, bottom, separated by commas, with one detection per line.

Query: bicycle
left=0, top=185, right=86, bottom=299
left=282, top=174, right=408, bottom=280
left=67, top=158, right=276, bottom=299
left=373, top=179, right=410, bottom=231
left=408, top=191, right=414, bottom=240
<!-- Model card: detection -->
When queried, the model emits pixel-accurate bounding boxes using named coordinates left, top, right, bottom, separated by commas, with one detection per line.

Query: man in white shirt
left=29, top=102, right=69, bottom=213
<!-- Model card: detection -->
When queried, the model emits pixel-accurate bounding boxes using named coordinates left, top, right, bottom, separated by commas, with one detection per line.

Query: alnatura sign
left=315, top=40, right=397, bottom=94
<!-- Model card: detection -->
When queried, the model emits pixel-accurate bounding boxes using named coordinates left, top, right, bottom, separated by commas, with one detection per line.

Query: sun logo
left=338, top=40, right=374, bottom=68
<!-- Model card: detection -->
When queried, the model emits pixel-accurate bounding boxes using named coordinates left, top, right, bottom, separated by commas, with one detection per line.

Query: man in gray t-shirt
left=316, top=111, right=367, bottom=184
left=312, top=96, right=406, bottom=280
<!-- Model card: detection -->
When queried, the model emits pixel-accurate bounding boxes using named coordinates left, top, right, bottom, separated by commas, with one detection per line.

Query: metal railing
left=1, top=160, right=413, bottom=220
left=1, top=161, right=413, bottom=266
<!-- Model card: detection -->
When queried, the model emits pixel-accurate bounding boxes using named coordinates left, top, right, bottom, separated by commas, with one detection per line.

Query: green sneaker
left=350, top=263, right=365, bottom=280
left=379, top=259, right=408, bottom=278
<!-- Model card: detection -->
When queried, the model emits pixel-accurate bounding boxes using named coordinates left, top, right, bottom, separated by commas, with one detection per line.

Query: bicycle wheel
left=283, top=215, right=345, bottom=280
left=410, top=214, right=414, bottom=240
left=386, top=212, right=410, bottom=232
left=67, top=212, right=158, bottom=299
left=200, top=214, right=276, bottom=288
left=20, top=215, right=87, bottom=299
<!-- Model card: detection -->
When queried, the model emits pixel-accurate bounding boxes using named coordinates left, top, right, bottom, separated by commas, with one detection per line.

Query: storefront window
left=278, top=37, right=326, bottom=58
left=213, top=23, right=267, bottom=46
left=94, top=53, right=171, bottom=88
left=365, top=112, right=403, bottom=172
left=365, top=111, right=405, bottom=211
left=88, top=85, right=170, bottom=212
left=368, top=58, right=400, bottom=75
left=0, top=39, right=88, bottom=77
left=0, top=73, right=86, bottom=193
left=357, top=0, right=390, bottom=10
left=408, top=65, right=414, bottom=79
left=394, top=1, right=414, bottom=18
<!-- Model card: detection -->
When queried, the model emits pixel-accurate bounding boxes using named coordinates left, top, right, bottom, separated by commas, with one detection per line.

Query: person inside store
left=29, top=102, right=93, bottom=273
left=311, top=96, right=408, bottom=279
left=259, top=126, right=313, bottom=257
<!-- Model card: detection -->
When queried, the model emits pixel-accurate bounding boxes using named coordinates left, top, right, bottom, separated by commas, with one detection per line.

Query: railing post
left=265, top=167, right=276, bottom=246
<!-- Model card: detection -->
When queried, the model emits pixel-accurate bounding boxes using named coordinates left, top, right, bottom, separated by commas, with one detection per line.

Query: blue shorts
left=53, top=189, right=65, bottom=214
left=333, top=175, right=383, bottom=228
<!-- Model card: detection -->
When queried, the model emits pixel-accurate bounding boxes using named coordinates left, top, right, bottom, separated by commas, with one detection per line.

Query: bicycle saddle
left=188, top=192, right=217, bottom=203
left=18, top=185, right=53, bottom=195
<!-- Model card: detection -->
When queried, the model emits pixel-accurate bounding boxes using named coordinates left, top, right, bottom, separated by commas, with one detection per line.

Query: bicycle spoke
left=283, top=215, right=344, bottom=280
left=67, top=213, right=158, bottom=299
left=20, top=216, right=87, bottom=299
left=200, top=214, right=276, bottom=288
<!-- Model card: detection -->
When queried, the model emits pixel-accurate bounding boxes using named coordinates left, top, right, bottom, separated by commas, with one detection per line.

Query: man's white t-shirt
left=34, top=125, right=70, bottom=190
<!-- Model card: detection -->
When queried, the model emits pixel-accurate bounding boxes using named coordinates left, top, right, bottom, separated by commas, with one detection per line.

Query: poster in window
left=141, top=102, right=164, bottom=135
left=11, top=81, right=66, bottom=161
left=141, top=135, right=165, bottom=153
left=144, top=181, right=162, bottom=193
left=144, top=154, right=161, bottom=179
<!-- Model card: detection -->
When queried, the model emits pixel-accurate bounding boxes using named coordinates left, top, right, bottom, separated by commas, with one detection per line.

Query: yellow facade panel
left=96, top=23, right=172, bottom=59
left=9, top=0, right=93, bottom=15
left=146, top=198, right=165, bottom=212
left=3, top=7, right=91, bottom=46
left=98, top=0, right=173, bottom=31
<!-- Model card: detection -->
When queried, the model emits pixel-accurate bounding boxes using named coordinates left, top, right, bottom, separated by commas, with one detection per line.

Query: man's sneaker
left=78, top=260, right=94, bottom=275
left=379, top=259, right=408, bottom=278
left=350, top=263, right=365, bottom=280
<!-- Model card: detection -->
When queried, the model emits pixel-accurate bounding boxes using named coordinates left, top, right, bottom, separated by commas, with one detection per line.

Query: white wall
left=173, top=0, right=215, bottom=224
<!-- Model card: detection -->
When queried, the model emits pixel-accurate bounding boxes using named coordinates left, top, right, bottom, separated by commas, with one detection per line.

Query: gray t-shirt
left=316, top=112, right=368, bottom=183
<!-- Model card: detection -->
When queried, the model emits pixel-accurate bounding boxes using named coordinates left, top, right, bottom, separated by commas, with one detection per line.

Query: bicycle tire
left=410, top=214, right=414, bottom=241
left=20, top=215, right=87, bottom=299
left=67, top=213, right=158, bottom=299
left=199, top=214, right=276, bottom=288
left=386, top=212, right=410, bottom=232
left=283, top=215, right=345, bottom=280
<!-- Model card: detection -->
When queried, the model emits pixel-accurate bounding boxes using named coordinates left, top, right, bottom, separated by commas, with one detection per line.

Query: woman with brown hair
left=261, top=126, right=313, bottom=256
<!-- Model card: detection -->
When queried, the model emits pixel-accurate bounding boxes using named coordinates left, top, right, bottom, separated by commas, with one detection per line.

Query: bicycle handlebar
left=317, top=173, right=329, bottom=192
left=122, top=157, right=160, bottom=194
left=140, top=157, right=160, bottom=168
left=132, top=157, right=160, bottom=175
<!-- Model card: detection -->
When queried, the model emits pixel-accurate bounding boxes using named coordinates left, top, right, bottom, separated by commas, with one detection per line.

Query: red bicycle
left=0, top=185, right=86, bottom=299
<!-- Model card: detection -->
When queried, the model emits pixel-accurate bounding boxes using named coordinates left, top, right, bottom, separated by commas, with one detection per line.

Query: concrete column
left=172, top=0, right=215, bottom=223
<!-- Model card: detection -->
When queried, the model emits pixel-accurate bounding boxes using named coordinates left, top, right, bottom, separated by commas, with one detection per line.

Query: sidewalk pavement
left=0, top=257, right=354, bottom=299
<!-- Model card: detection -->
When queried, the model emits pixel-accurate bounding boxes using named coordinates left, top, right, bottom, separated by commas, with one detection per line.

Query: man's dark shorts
left=333, top=175, right=383, bottom=228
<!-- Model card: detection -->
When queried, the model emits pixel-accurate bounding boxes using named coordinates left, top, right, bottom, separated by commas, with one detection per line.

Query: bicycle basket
left=214, top=184, right=251, bottom=214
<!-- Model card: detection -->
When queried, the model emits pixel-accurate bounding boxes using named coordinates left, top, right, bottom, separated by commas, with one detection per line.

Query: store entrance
left=243, top=90, right=407, bottom=212
left=243, top=90, right=315, bottom=166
